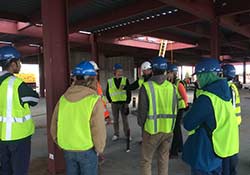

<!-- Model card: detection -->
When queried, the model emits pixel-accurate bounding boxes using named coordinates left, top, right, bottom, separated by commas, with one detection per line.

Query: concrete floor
left=29, top=89, right=250, bottom=175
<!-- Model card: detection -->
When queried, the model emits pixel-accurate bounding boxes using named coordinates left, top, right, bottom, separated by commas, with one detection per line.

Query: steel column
left=210, top=18, right=220, bottom=59
left=243, top=59, right=246, bottom=84
left=41, top=0, right=69, bottom=174
left=90, top=34, right=99, bottom=63
left=38, top=48, right=45, bottom=97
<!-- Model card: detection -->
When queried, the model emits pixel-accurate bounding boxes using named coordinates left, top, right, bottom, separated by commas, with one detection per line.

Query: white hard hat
left=141, top=61, right=152, bottom=71
left=89, top=60, right=99, bottom=70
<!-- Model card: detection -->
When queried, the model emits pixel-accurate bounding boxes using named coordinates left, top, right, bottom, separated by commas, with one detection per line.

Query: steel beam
left=146, top=30, right=196, bottom=45
left=158, top=0, right=215, bottom=21
left=42, top=0, right=69, bottom=174
left=70, top=0, right=165, bottom=33
left=99, top=12, right=199, bottom=39
left=216, top=0, right=250, bottom=16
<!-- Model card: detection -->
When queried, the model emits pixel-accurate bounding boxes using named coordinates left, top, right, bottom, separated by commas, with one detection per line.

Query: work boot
left=112, top=135, right=119, bottom=141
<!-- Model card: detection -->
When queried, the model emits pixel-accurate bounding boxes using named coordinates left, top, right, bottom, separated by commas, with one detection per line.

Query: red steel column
left=90, top=33, right=99, bottom=63
left=243, top=59, right=246, bottom=84
left=210, top=18, right=220, bottom=59
left=41, top=0, right=69, bottom=174
left=38, top=47, right=45, bottom=97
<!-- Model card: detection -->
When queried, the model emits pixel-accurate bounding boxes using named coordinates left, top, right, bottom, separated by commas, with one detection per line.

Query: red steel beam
left=158, top=0, right=215, bottom=21
left=159, top=0, right=250, bottom=38
left=17, top=22, right=32, bottom=31
left=177, top=24, right=210, bottom=38
left=99, top=12, right=199, bottom=39
left=236, top=13, right=250, bottom=26
left=100, top=38, right=197, bottom=51
left=0, top=20, right=17, bottom=34
left=69, top=0, right=165, bottom=33
left=216, top=0, right=250, bottom=16
left=146, top=30, right=196, bottom=45
left=69, top=0, right=91, bottom=9
left=220, top=16, right=250, bottom=38
left=0, top=12, right=29, bottom=22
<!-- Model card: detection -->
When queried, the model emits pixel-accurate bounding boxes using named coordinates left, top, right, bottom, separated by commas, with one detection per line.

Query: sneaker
left=112, top=135, right=119, bottom=141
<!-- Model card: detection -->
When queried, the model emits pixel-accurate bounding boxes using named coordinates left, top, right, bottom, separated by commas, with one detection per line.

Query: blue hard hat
left=222, top=64, right=236, bottom=79
left=151, top=56, right=167, bottom=70
left=0, top=46, right=21, bottom=65
left=193, top=58, right=221, bottom=75
left=167, top=63, right=178, bottom=72
left=72, top=61, right=97, bottom=76
left=113, top=63, right=123, bottom=70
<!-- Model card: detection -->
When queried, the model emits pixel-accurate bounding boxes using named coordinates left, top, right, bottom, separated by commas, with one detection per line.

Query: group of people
left=0, top=45, right=241, bottom=175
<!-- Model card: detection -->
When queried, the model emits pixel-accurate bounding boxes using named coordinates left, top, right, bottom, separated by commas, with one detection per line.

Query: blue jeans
left=0, top=136, right=31, bottom=175
left=222, top=154, right=238, bottom=175
left=192, top=166, right=222, bottom=175
left=64, top=149, right=98, bottom=175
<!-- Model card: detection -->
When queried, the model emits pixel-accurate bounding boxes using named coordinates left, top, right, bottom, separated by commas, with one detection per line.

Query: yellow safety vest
left=201, top=91, right=239, bottom=157
left=57, top=94, right=99, bottom=150
left=175, top=79, right=186, bottom=109
left=0, top=76, right=34, bottom=141
left=228, top=82, right=242, bottom=125
left=143, top=80, right=178, bottom=134
left=138, top=78, right=144, bottom=88
left=108, top=77, right=127, bottom=102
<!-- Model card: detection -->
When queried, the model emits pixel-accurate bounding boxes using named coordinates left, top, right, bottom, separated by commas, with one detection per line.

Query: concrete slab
left=29, top=89, right=250, bottom=174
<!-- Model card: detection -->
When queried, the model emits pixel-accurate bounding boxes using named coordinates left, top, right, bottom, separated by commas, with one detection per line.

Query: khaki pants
left=111, top=103, right=129, bottom=137
left=141, top=131, right=173, bottom=175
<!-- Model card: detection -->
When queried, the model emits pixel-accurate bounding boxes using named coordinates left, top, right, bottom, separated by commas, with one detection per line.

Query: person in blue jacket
left=182, top=58, right=236, bottom=175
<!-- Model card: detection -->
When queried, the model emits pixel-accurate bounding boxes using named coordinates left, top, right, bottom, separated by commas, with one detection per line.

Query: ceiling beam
left=216, top=0, right=250, bottom=16
left=158, top=0, right=215, bottom=21
left=0, top=12, right=29, bottom=22
left=98, top=12, right=199, bottom=39
left=176, top=24, right=210, bottom=38
left=235, top=13, right=250, bottom=26
left=220, top=16, right=250, bottom=38
left=159, top=0, right=250, bottom=38
left=17, top=22, right=32, bottom=31
left=146, top=30, right=196, bottom=44
left=69, top=0, right=91, bottom=9
left=69, top=0, right=165, bottom=33
left=99, top=38, right=197, bottom=51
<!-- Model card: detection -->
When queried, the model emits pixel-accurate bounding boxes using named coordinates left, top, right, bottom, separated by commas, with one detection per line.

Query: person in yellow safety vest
left=89, top=61, right=112, bottom=125
left=182, top=58, right=239, bottom=175
left=106, top=63, right=131, bottom=141
left=221, top=64, right=241, bottom=175
left=50, top=61, right=106, bottom=175
left=124, top=61, right=152, bottom=91
left=0, top=46, right=39, bottom=175
left=138, top=56, right=178, bottom=175
left=167, top=63, right=189, bottom=158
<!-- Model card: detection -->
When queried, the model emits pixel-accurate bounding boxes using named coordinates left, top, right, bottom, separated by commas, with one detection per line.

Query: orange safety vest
left=97, top=81, right=110, bottom=118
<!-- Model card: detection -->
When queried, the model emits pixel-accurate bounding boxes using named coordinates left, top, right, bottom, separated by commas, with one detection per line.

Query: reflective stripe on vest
left=144, top=81, right=178, bottom=134
left=176, top=79, right=186, bottom=109
left=57, top=94, right=99, bottom=150
left=0, top=76, right=34, bottom=141
left=201, top=91, right=239, bottom=157
left=229, top=82, right=242, bottom=125
left=108, top=77, right=127, bottom=102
